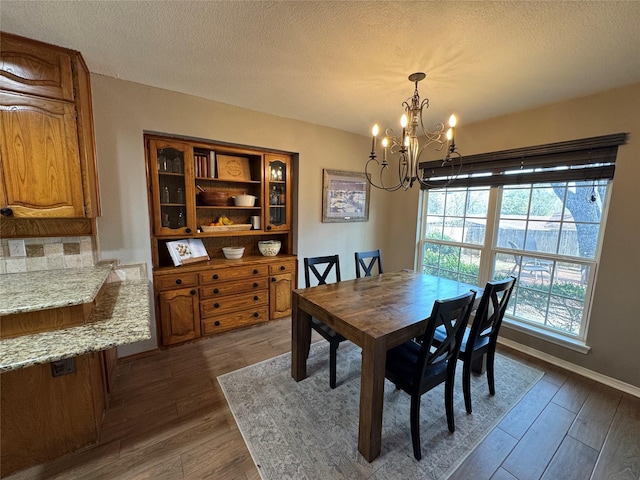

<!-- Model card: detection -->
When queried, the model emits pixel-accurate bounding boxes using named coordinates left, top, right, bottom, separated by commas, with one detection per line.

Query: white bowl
left=222, top=247, right=245, bottom=259
left=258, top=240, right=281, bottom=256
left=233, top=195, right=256, bottom=207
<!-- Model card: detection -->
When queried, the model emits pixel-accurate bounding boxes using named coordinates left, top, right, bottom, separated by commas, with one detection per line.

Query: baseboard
left=498, top=337, right=640, bottom=399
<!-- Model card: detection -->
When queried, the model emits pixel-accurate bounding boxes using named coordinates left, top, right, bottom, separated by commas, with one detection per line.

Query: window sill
left=502, top=318, right=591, bottom=354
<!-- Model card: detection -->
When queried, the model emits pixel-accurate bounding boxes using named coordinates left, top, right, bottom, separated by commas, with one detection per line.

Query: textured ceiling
left=2, top=1, right=639, bottom=136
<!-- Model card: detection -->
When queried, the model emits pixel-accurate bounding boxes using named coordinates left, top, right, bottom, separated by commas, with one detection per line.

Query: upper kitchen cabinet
left=0, top=32, right=100, bottom=219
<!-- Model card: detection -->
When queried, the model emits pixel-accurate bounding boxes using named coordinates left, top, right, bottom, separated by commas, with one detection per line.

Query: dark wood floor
left=6, top=318, right=639, bottom=480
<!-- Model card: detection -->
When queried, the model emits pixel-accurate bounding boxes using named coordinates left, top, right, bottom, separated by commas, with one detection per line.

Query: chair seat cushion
left=386, top=340, right=448, bottom=390
left=433, top=325, right=490, bottom=354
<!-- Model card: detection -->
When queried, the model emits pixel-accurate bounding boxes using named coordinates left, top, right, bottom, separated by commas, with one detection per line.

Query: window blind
left=418, top=133, right=627, bottom=189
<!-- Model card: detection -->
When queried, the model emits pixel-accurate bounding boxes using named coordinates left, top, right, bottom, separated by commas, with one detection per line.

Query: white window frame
left=417, top=181, right=612, bottom=353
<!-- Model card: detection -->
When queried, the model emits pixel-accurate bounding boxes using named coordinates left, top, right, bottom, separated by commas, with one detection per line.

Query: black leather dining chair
left=303, top=255, right=348, bottom=389
left=385, top=290, right=476, bottom=460
left=433, top=276, right=516, bottom=413
left=354, top=249, right=383, bottom=278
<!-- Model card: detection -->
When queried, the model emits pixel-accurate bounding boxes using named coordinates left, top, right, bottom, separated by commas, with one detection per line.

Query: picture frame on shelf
left=322, top=169, right=370, bottom=223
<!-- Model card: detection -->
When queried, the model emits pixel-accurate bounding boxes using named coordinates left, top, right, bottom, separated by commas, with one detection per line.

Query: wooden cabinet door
left=269, top=272, right=293, bottom=319
left=0, top=92, right=85, bottom=217
left=147, top=138, right=195, bottom=236
left=158, top=287, right=200, bottom=346
left=264, top=154, right=292, bottom=233
left=0, top=33, right=74, bottom=101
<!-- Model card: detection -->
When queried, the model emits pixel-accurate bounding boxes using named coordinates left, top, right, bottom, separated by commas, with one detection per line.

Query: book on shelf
left=194, top=152, right=216, bottom=178
left=209, top=151, right=216, bottom=178
left=166, top=239, right=210, bottom=266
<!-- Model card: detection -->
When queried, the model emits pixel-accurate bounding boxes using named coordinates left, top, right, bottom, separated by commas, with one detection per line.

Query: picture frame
left=322, top=169, right=370, bottom=223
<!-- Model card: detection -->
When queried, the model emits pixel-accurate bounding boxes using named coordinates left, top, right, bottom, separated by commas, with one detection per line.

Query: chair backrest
left=465, top=276, right=516, bottom=355
left=304, top=255, right=341, bottom=288
left=415, top=290, right=476, bottom=387
left=354, top=249, right=383, bottom=278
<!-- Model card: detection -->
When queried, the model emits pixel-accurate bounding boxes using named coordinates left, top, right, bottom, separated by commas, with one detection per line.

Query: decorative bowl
left=233, top=194, right=257, bottom=207
left=258, top=240, right=281, bottom=256
left=222, top=246, right=245, bottom=259
left=199, top=191, right=228, bottom=206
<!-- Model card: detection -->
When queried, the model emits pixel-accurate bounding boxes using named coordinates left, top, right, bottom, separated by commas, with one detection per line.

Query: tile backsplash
left=0, top=237, right=98, bottom=275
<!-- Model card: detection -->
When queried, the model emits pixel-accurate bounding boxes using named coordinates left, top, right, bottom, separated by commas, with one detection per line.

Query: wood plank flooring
left=5, top=318, right=639, bottom=480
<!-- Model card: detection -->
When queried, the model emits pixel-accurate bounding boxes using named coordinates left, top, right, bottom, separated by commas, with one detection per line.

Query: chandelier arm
left=365, top=157, right=405, bottom=192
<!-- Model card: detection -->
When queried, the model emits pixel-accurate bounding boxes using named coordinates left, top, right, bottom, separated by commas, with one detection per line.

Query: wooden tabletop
left=293, top=270, right=479, bottom=348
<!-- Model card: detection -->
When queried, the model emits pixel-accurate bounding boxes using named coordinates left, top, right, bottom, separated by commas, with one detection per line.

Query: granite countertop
left=0, top=264, right=114, bottom=315
left=0, top=279, right=151, bottom=372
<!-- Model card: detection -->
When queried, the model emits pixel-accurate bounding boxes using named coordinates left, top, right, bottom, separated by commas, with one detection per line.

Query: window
left=417, top=134, right=626, bottom=348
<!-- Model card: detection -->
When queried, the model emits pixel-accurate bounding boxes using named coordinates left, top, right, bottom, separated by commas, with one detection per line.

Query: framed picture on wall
left=322, top=169, right=370, bottom=223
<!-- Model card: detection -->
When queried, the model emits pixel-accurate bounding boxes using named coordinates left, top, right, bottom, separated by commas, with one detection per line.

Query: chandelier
left=365, top=72, right=461, bottom=191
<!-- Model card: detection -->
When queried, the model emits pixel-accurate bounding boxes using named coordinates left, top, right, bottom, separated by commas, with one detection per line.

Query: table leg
left=472, top=353, right=487, bottom=374
left=291, top=294, right=311, bottom=381
left=358, top=336, right=386, bottom=462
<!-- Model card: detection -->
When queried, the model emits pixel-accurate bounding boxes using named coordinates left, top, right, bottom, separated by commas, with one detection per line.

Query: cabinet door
left=148, top=139, right=195, bottom=236
left=0, top=92, right=85, bottom=217
left=264, top=154, right=291, bottom=232
left=158, top=287, right=200, bottom=346
left=269, top=272, right=293, bottom=319
left=0, top=33, right=74, bottom=101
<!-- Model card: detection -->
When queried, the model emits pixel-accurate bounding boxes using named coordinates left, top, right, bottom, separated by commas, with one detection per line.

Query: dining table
left=291, top=270, right=480, bottom=462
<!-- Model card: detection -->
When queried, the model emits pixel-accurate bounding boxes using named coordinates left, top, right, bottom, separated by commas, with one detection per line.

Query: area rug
left=218, top=341, right=543, bottom=480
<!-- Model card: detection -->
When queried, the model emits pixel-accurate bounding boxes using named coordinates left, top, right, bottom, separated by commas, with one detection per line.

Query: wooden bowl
left=199, top=191, right=228, bottom=206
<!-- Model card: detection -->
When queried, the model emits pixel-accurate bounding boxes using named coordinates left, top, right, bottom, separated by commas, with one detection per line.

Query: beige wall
left=92, top=74, right=639, bottom=389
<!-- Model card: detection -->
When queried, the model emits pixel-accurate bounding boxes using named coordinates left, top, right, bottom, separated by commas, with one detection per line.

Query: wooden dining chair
left=354, top=249, right=383, bottom=278
left=385, top=290, right=476, bottom=460
left=433, top=276, right=516, bottom=414
left=303, top=255, right=347, bottom=389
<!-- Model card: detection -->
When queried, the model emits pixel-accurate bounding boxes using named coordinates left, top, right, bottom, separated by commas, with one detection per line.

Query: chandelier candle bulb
left=371, top=124, right=379, bottom=157
left=448, top=114, right=457, bottom=148
left=382, top=137, right=389, bottom=163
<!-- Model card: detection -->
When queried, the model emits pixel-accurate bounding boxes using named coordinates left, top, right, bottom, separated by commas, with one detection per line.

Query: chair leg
left=462, top=360, right=473, bottom=414
left=410, top=395, right=422, bottom=460
left=487, top=349, right=496, bottom=396
left=329, top=341, right=338, bottom=389
left=445, top=376, right=456, bottom=432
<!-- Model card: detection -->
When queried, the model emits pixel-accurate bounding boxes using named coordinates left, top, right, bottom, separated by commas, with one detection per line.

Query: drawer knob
left=214, top=303, right=220, bottom=308
left=266, top=225, right=272, bottom=231
left=176, top=279, right=182, bottom=285
left=253, top=312, right=259, bottom=318
left=253, top=282, right=258, bottom=288
left=253, top=269, right=258, bottom=274
left=213, top=274, right=219, bottom=280
left=214, top=321, right=220, bottom=326
left=253, top=295, right=259, bottom=301
left=185, top=228, right=192, bottom=234
left=271, top=277, right=276, bottom=282
left=0, top=207, right=14, bottom=217
left=280, top=265, right=286, bottom=270
left=190, top=290, right=196, bottom=295
left=213, top=288, right=219, bottom=294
